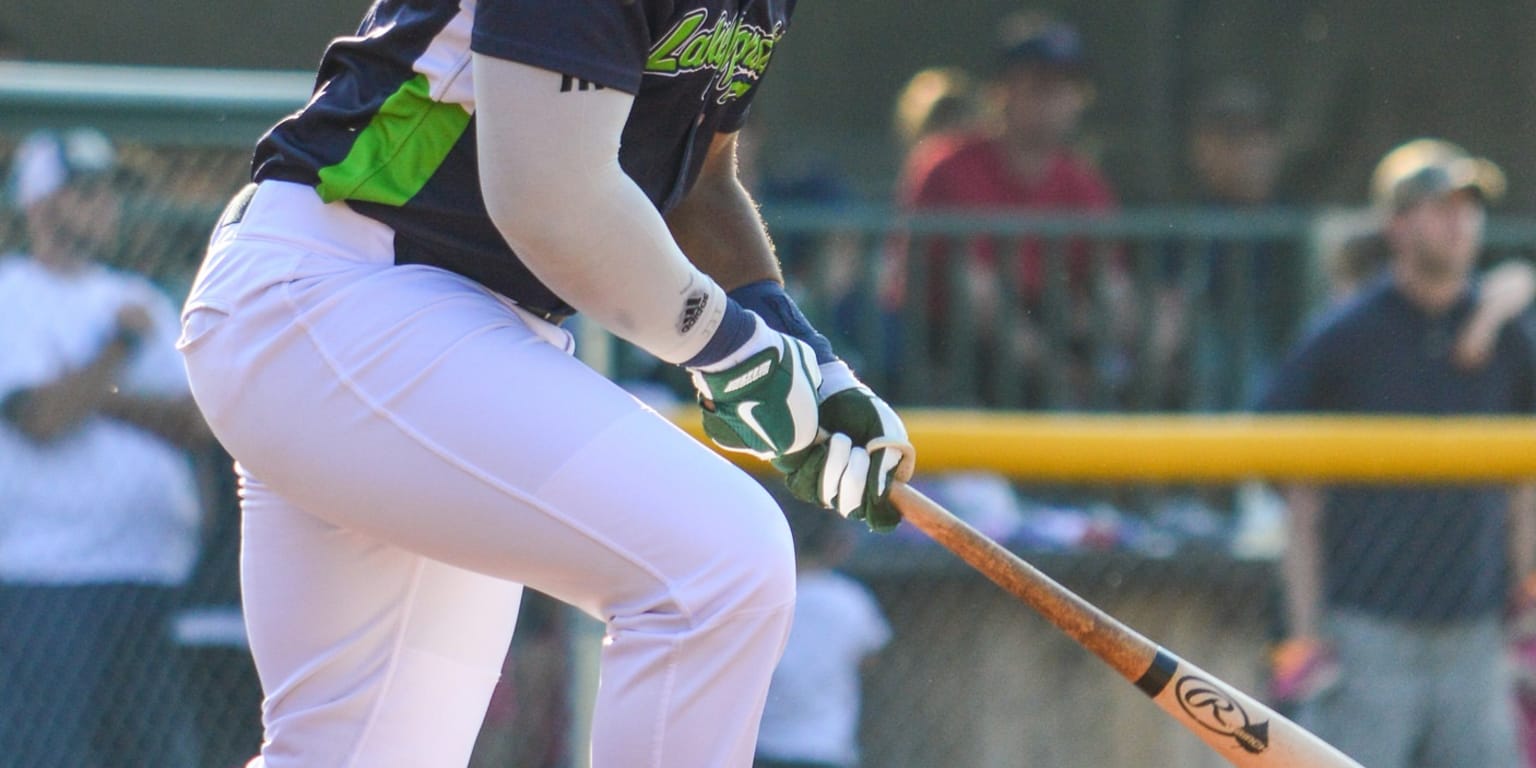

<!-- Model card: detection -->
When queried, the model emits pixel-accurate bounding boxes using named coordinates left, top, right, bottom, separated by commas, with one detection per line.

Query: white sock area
left=693, top=311, right=774, bottom=373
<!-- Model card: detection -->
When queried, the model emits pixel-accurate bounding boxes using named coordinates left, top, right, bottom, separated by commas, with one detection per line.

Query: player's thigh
left=239, top=473, right=524, bottom=768
left=190, top=255, right=789, bottom=621
left=237, top=471, right=526, bottom=689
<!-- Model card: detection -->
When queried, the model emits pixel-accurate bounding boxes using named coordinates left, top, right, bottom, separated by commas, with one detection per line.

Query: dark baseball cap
left=1371, top=138, right=1505, bottom=212
left=993, top=14, right=1088, bottom=76
left=1193, top=78, right=1277, bottom=133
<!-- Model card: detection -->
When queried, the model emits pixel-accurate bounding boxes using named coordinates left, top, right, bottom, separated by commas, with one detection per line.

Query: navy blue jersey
left=252, top=0, right=795, bottom=318
left=1258, top=277, right=1536, bottom=622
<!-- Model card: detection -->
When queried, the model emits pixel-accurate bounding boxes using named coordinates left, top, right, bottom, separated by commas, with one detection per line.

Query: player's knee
left=680, top=478, right=796, bottom=625
left=724, top=488, right=797, bottom=613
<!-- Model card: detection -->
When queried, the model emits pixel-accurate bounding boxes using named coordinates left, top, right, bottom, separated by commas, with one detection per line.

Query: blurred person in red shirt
left=885, top=12, right=1128, bottom=408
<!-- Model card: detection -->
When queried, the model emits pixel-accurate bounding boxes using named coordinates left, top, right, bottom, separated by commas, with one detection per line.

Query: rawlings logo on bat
left=1175, top=674, right=1271, bottom=754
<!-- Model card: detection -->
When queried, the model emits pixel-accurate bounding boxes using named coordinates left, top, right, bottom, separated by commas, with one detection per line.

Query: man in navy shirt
left=1260, top=138, right=1536, bottom=768
left=178, top=2, right=913, bottom=766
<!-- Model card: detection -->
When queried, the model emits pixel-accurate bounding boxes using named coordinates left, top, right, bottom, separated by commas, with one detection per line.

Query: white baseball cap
left=7, top=127, right=117, bottom=209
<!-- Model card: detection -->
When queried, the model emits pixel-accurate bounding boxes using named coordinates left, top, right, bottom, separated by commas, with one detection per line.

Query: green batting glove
left=774, top=368, right=916, bottom=532
left=691, top=329, right=822, bottom=461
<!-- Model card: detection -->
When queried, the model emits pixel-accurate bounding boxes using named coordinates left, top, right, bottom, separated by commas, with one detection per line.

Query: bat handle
left=889, top=482, right=1161, bottom=680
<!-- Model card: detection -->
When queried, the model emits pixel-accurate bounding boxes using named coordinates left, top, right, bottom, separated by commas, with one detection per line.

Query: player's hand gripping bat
left=889, top=483, right=1363, bottom=768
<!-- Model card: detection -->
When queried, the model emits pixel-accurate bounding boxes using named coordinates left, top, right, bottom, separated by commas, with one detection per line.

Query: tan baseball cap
left=1370, top=138, right=1505, bottom=212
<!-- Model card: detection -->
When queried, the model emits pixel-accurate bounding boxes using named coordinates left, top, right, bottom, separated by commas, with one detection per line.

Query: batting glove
left=690, top=316, right=823, bottom=461
left=774, top=362, right=916, bottom=532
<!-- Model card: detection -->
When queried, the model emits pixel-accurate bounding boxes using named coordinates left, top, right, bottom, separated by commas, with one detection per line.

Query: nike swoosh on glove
left=691, top=330, right=822, bottom=460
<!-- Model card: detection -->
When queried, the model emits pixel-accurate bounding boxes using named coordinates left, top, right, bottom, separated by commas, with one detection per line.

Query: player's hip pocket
left=176, top=303, right=230, bottom=353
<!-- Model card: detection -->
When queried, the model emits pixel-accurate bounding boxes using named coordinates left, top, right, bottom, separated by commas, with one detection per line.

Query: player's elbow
left=481, top=150, right=641, bottom=289
left=481, top=173, right=554, bottom=255
left=483, top=187, right=595, bottom=284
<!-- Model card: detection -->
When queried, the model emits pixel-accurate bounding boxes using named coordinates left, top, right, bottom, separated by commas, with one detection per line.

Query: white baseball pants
left=179, top=182, right=796, bottom=768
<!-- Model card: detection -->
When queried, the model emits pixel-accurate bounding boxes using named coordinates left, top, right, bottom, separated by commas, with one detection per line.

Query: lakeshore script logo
left=646, top=8, right=782, bottom=103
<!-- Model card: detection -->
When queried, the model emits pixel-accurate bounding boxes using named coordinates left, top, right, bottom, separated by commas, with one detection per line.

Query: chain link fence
left=4, top=63, right=1536, bottom=768
left=0, top=118, right=260, bottom=766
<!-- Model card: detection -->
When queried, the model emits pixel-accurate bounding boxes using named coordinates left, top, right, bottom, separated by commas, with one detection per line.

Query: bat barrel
left=1146, top=654, right=1363, bottom=767
left=890, top=483, right=1364, bottom=768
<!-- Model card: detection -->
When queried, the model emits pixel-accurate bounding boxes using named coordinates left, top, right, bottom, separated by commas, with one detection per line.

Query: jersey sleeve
left=714, top=8, right=792, bottom=135
left=471, top=0, right=652, bottom=93
left=715, top=93, right=758, bottom=135
left=714, top=53, right=780, bottom=135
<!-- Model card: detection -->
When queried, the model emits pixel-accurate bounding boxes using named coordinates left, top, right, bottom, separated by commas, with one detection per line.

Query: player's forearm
left=2, top=339, right=130, bottom=441
left=1480, top=260, right=1536, bottom=324
left=1279, top=484, right=1325, bottom=639
left=99, top=392, right=213, bottom=450
left=667, top=132, right=850, bottom=370
left=664, top=141, right=782, bottom=291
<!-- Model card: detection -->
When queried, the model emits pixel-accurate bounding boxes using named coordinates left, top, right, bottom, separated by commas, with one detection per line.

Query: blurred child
left=755, top=498, right=891, bottom=768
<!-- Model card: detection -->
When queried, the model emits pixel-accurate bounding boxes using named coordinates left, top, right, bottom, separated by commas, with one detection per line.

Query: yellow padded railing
left=671, top=409, right=1536, bottom=482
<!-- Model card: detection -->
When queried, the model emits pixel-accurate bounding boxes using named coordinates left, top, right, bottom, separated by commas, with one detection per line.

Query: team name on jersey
left=645, top=8, right=781, bottom=104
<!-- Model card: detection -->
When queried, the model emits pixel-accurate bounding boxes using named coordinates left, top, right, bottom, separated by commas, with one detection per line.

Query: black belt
left=519, top=303, right=573, bottom=325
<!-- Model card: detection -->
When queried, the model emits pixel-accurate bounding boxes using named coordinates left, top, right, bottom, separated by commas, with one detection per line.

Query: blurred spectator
left=1187, top=79, right=1287, bottom=208
left=892, top=66, right=979, bottom=151
left=737, top=117, right=876, bottom=375
left=1325, top=230, right=1394, bottom=304
left=885, top=11, right=1130, bottom=408
left=1158, top=77, right=1302, bottom=410
left=0, top=128, right=211, bottom=767
left=756, top=496, right=890, bottom=768
left=1260, top=138, right=1535, bottom=768
left=1328, top=230, right=1536, bottom=370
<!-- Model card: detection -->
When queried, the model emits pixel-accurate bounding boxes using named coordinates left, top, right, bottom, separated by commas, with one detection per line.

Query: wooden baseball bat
left=889, top=482, right=1363, bottom=768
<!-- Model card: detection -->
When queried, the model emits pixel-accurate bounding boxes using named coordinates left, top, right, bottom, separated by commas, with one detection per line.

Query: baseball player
left=177, top=2, right=914, bottom=767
